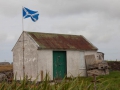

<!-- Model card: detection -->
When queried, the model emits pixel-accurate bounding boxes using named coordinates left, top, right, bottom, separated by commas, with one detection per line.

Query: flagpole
left=21, top=7, right=39, bottom=79
left=22, top=7, right=24, bottom=31
left=22, top=6, right=25, bottom=78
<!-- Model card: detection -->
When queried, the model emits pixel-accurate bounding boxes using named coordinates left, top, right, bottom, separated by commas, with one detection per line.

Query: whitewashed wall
left=67, top=51, right=86, bottom=77
left=13, top=32, right=38, bottom=80
left=85, top=50, right=97, bottom=59
left=13, top=37, right=23, bottom=80
left=37, top=50, right=89, bottom=81
left=37, top=50, right=53, bottom=81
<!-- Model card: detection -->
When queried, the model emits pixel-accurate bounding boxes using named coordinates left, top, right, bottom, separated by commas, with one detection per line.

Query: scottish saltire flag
left=23, top=7, right=39, bottom=22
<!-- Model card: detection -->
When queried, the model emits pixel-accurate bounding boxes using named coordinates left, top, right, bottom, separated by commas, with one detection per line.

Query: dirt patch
left=108, top=61, right=120, bottom=71
left=0, top=65, right=13, bottom=72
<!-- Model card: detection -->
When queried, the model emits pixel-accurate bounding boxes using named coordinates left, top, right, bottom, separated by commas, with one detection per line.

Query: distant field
left=0, top=65, right=13, bottom=72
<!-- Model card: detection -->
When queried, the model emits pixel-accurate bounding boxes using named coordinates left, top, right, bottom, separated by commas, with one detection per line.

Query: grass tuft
left=0, top=71, right=120, bottom=90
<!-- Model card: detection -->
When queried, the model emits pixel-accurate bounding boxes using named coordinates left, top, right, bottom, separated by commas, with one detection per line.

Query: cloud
left=50, top=12, right=120, bottom=43
left=0, top=33, right=15, bottom=43
left=0, top=0, right=120, bottom=17
left=0, top=0, right=120, bottom=61
left=0, top=15, right=21, bottom=43
left=0, top=0, right=40, bottom=17
left=36, top=0, right=120, bottom=17
left=0, top=33, right=7, bottom=42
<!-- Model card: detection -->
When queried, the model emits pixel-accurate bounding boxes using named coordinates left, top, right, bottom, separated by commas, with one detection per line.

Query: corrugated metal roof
left=26, top=31, right=98, bottom=50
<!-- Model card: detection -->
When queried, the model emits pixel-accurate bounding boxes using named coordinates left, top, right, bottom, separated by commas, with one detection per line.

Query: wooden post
left=93, top=75, right=97, bottom=90
left=91, top=74, right=99, bottom=90
left=41, top=70, right=43, bottom=81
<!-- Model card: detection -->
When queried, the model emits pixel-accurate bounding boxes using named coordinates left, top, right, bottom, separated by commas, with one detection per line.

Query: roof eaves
left=37, top=47, right=97, bottom=51
left=81, top=35, right=98, bottom=50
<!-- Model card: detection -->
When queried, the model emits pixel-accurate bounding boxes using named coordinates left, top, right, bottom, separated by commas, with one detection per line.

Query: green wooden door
left=53, top=51, right=66, bottom=79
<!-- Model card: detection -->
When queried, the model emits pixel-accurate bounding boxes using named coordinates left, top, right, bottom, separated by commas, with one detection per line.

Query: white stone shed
left=12, top=31, right=98, bottom=81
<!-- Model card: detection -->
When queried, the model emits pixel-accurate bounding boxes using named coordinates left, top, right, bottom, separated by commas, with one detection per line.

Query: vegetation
left=0, top=71, right=120, bottom=90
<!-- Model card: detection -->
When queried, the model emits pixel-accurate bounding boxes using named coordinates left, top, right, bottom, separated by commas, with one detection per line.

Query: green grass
left=0, top=71, right=120, bottom=90
left=96, top=71, right=120, bottom=90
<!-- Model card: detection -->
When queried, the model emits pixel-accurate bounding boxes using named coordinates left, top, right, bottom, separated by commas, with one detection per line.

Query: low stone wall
left=0, top=62, right=10, bottom=65
left=0, top=64, right=13, bottom=82
left=108, top=61, right=120, bottom=71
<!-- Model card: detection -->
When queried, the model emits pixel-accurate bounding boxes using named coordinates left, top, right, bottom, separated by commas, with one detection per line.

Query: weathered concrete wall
left=85, top=51, right=97, bottom=59
left=79, top=51, right=86, bottom=76
left=96, top=52, right=104, bottom=60
left=13, top=34, right=24, bottom=80
left=67, top=51, right=86, bottom=77
left=37, top=50, right=53, bottom=81
left=13, top=32, right=38, bottom=80
left=37, top=50, right=88, bottom=81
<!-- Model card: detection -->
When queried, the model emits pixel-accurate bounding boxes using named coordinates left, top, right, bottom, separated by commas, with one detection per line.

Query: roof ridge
left=26, top=31, right=83, bottom=37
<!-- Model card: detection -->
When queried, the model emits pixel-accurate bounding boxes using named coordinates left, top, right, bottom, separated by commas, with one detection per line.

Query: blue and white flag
left=23, top=7, right=39, bottom=22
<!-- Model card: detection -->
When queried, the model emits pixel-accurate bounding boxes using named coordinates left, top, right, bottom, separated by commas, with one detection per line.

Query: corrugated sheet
left=27, top=32, right=98, bottom=50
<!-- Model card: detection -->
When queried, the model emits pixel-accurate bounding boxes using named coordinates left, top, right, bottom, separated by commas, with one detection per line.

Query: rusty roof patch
left=26, top=31, right=98, bottom=50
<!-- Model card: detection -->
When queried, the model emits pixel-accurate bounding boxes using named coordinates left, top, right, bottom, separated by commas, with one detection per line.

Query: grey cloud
left=37, top=0, right=120, bottom=17
left=0, top=33, right=7, bottom=42
left=1, top=0, right=120, bottom=17
left=0, top=0, right=120, bottom=61
left=0, top=0, right=40, bottom=17
left=50, top=12, right=120, bottom=43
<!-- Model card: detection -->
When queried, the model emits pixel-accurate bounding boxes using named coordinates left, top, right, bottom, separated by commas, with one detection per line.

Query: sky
left=0, top=0, right=120, bottom=62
